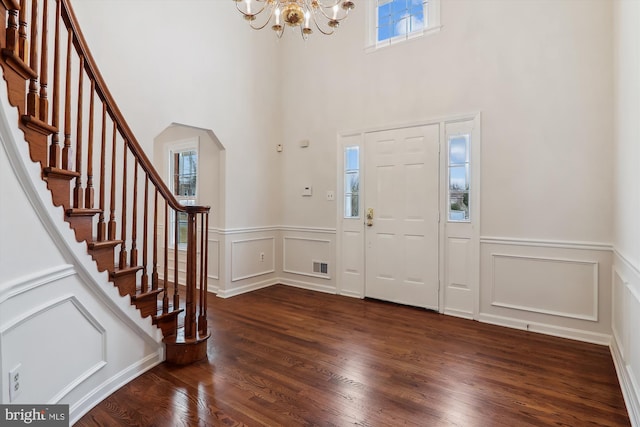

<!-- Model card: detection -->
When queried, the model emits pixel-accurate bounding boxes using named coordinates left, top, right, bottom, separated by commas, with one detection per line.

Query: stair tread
left=21, top=114, right=58, bottom=135
left=111, top=265, right=144, bottom=277
left=1, top=48, right=37, bottom=79
left=88, top=239, right=123, bottom=250
left=65, top=207, right=102, bottom=217
left=153, top=307, right=184, bottom=322
left=131, top=288, right=164, bottom=301
left=43, top=167, right=80, bottom=179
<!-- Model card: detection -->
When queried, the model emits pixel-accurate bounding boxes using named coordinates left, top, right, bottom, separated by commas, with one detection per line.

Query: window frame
left=344, top=146, right=360, bottom=219
left=447, top=133, right=471, bottom=223
left=367, top=0, right=441, bottom=51
left=167, top=138, right=199, bottom=249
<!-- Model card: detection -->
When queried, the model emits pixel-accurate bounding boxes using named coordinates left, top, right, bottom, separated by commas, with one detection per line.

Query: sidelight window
left=344, top=146, right=360, bottom=218
left=448, top=134, right=470, bottom=222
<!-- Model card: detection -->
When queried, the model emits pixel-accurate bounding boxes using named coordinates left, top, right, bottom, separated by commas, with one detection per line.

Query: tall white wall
left=72, top=0, right=283, bottom=230
left=281, top=0, right=613, bottom=238
left=280, top=0, right=615, bottom=338
left=611, top=0, right=640, bottom=424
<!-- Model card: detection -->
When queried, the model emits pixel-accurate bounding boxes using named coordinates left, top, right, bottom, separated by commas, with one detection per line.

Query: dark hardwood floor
left=76, top=285, right=630, bottom=426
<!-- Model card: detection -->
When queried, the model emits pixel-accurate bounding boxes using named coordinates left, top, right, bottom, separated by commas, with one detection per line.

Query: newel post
left=185, top=205, right=210, bottom=340
left=185, top=207, right=197, bottom=339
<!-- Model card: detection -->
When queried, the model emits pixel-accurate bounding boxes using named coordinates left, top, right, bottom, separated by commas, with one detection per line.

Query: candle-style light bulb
left=246, top=0, right=252, bottom=14
left=275, top=7, right=281, bottom=25
left=304, top=10, right=310, bottom=28
left=332, top=4, right=338, bottom=19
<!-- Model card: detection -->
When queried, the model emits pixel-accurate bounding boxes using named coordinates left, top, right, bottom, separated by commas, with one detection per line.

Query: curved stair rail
left=0, top=0, right=210, bottom=364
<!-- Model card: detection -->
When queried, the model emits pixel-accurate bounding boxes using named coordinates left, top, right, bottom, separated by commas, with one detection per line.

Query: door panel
left=364, top=125, right=440, bottom=310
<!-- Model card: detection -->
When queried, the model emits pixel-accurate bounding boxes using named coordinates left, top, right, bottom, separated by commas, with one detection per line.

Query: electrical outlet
left=326, top=190, right=335, bottom=201
left=260, top=252, right=265, bottom=262
left=9, top=363, right=22, bottom=402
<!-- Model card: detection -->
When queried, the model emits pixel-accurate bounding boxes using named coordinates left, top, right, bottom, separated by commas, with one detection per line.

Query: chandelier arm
left=314, top=0, right=343, bottom=9
left=235, top=0, right=270, bottom=19
left=313, top=3, right=350, bottom=22
left=311, top=14, right=335, bottom=35
left=246, top=1, right=278, bottom=30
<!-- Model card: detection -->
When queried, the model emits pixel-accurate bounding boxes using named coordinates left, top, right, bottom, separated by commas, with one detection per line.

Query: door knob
left=366, top=208, right=374, bottom=227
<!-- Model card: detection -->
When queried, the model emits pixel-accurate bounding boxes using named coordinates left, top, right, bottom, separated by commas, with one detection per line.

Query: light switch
left=302, top=186, right=312, bottom=197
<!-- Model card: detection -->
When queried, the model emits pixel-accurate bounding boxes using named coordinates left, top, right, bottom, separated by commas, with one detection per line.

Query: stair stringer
left=0, top=64, right=164, bottom=422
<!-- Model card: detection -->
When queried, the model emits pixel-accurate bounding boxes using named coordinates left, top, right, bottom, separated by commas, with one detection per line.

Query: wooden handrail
left=59, top=0, right=207, bottom=214
left=0, top=0, right=211, bottom=363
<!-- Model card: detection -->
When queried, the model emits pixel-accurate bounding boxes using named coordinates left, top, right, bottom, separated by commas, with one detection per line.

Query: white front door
left=364, top=124, right=440, bottom=310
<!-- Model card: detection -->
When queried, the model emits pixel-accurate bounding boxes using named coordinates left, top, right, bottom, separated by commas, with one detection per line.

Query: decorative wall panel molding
left=490, top=253, right=598, bottom=321
left=1, top=295, right=106, bottom=403
left=0, top=264, right=75, bottom=304
left=283, top=236, right=332, bottom=280
left=231, top=237, right=276, bottom=281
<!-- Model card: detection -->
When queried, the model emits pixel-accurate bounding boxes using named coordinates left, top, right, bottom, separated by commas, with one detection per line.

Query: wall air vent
left=313, top=261, right=329, bottom=275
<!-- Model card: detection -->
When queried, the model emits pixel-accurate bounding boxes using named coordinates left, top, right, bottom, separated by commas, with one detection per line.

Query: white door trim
left=336, top=113, right=481, bottom=317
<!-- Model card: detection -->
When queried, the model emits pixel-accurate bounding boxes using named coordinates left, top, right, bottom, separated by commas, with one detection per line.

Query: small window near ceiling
left=169, top=145, right=198, bottom=247
left=371, top=0, right=441, bottom=49
left=344, top=146, right=360, bottom=218
left=448, top=134, right=470, bottom=222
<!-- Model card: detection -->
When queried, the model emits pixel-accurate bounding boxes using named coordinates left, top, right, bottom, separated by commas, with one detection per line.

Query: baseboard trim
left=279, top=278, right=337, bottom=295
left=69, top=349, right=164, bottom=425
left=611, top=336, right=640, bottom=427
left=444, top=308, right=474, bottom=320
left=338, top=289, right=363, bottom=299
left=477, top=313, right=611, bottom=346
left=216, top=279, right=277, bottom=298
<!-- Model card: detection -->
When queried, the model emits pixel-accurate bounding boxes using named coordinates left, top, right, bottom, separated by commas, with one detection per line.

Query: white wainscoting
left=283, top=236, right=332, bottom=279
left=231, top=237, right=276, bottom=281
left=490, top=254, right=598, bottom=321
left=479, top=237, right=612, bottom=345
left=1, top=295, right=106, bottom=404
left=215, top=228, right=279, bottom=298
left=280, top=229, right=337, bottom=294
left=611, top=249, right=640, bottom=426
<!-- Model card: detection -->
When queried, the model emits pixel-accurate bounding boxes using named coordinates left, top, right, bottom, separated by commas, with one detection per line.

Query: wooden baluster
left=96, top=101, right=106, bottom=241
left=130, top=157, right=138, bottom=267
left=152, top=188, right=158, bottom=290
left=198, top=212, right=204, bottom=328
left=18, top=0, right=27, bottom=61
left=6, top=8, right=19, bottom=55
left=184, top=210, right=196, bottom=339
left=48, top=0, right=61, bottom=168
left=72, top=55, right=84, bottom=208
left=198, top=211, right=208, bottom=334
left=84, top=79, right=95, bottom=209
left=38, top=0, right=49, bottom=122
left=107, top=122, right=117, bottom=240
left=118, top=141, right=127, bottom=267
left=141, top=174, right=149, bottom=293
left=26, top=0, right=39, bottom=117
left=163, top=199, right=169, bottom=313
left=173, top=208, right=179, bottom=310
left=61, top=30, right=71, bottom=170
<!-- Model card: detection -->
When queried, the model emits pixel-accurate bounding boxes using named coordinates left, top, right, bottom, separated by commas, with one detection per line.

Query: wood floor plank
left=76, top=285, right=630, bottom=426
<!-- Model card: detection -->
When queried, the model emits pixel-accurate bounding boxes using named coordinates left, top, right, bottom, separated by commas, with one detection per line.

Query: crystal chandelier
left=234, top=0, right=355, bottom=38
